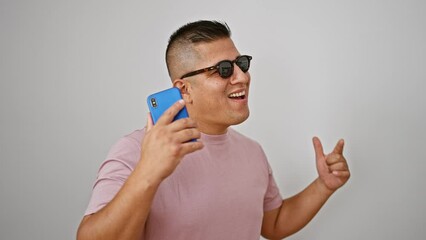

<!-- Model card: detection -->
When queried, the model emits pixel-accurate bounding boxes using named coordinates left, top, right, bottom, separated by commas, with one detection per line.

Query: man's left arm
left=261, top=137, right=351, bottom=239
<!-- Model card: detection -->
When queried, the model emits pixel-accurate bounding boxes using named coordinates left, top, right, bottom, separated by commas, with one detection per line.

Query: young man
left=77, top=20, right=350, bottom=240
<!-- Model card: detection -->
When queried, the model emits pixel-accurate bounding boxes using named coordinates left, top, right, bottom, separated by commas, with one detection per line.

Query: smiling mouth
left=228, top=90, right=246, bottom=100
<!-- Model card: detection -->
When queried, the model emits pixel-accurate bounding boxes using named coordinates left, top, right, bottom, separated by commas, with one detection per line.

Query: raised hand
left=138, top=99, right=204, bottom=182
left=313, top=137, right=350, bottom=192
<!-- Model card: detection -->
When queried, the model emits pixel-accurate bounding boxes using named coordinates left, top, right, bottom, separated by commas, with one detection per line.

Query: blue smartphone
left=147, top=87, right=190, bottom=124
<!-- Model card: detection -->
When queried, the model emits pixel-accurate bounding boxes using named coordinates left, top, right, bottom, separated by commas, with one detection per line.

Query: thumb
left=312, top=136, right=325, bottom=161
left=146, top=112, right=154, bottom=131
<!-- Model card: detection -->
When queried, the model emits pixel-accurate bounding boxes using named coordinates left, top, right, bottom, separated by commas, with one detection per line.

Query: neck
left=196, top=121, right=229, bottom=135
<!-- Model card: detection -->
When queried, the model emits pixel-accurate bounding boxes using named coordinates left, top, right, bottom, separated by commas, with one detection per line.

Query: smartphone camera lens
left=150, top=98, right=157, bottom=108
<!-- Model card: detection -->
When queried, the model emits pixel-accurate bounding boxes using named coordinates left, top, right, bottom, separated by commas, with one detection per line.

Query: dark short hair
left=165, top=20, right=231, bottom=77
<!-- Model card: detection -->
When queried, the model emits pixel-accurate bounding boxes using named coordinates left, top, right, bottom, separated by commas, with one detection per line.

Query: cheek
left=197, top=94, right=224, bottom=110
left=191, top=79, right=228, bottom=107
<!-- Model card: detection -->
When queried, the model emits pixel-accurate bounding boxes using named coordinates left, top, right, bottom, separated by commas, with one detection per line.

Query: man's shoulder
left=123, top=128, right=146, bottom=143
left=106, top=128, right=146, bottom=157
left=102, top=129, right=146, bottom=170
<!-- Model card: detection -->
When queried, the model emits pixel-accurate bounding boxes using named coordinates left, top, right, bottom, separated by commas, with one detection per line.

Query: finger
left=146, top=112, right=154, bottom=131
left=173, top=128, right=201, bottom=143
left=326, top=153, right=345, bottom=165
left=168, top=117, right=198, bottom=132
left=332, top=170, right=350, bottom=178
left=156, top=99, right=185, bottom=125
left=328, top=162, right=348, bottom=172
left=312, top=136, right=325, bottom=160
left=179, top=141, right=204, bottom=156
left=333, top=139, right=345, bottom=154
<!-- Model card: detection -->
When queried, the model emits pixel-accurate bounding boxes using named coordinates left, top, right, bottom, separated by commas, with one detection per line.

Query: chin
left=230, top=110, right=250, bottom=126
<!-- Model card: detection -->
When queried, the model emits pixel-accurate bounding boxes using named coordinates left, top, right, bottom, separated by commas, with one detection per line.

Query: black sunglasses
left=180, top=55, right=252, bottom=79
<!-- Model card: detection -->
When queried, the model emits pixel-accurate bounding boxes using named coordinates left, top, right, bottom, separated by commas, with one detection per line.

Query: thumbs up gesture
left=313, top=137, right=350, bottom=192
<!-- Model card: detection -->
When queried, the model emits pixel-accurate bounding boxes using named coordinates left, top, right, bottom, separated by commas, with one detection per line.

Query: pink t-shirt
left=85, top=128, right=282, bottom=240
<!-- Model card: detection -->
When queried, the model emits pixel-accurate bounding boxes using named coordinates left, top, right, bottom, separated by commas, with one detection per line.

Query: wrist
left=134, top=156, right=168, bottom=186
left=125, top=174, right=161, bottom=202
left=137, top=169, right=163, bottom=188
left=314, top=178, right=334, bottom=197
left=128, top=164, right=164, bottom=193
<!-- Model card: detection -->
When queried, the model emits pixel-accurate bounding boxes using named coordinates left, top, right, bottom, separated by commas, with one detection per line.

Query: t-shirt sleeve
left=258, top=145, right=283, bottom=212
left=84, top=135, right=141, bottom=215
left=263, top=170, right=283, bottom=211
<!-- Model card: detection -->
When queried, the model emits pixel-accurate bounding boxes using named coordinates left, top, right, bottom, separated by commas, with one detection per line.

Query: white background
left=1, top=0, right=425, bottom=239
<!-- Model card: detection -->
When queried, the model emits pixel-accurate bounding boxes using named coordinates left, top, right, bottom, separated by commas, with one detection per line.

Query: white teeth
left=229, top=91, right=245, bottom=98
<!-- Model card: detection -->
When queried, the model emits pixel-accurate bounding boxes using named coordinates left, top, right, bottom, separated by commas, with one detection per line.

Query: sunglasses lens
left=236, top=56, right=250, bottom=72
left=215, top=56, right=252, bottom=78
left=218, top=61, right=233, bottom=78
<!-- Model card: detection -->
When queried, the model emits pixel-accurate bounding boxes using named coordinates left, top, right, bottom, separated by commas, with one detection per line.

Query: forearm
left=274, top=178, right=333, bottom=238
left=77, top=167, right=161, bottom=240
left=263, top=137, right=350, bottom=239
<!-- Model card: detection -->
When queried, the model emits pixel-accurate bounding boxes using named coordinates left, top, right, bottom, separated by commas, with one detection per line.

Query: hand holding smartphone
left=141, top=87, right=202, bottom=181
left=147, top=87, right=190, bottom=125
left=147, top=87, right=196, bottom=142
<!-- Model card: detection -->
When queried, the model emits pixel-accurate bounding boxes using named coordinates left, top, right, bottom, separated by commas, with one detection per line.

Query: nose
left=229, top=63, right=250, bottom=85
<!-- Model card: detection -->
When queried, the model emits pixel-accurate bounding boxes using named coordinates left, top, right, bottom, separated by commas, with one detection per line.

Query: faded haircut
left=165, top=20, right=231, bottom=79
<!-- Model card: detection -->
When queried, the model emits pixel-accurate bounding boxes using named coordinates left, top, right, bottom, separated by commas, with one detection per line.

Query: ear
left=173, top=79, right=193, bottom=103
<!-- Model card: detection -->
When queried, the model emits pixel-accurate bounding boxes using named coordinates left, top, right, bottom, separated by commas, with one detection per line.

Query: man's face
left=178, top=38, right=251, bottom=135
